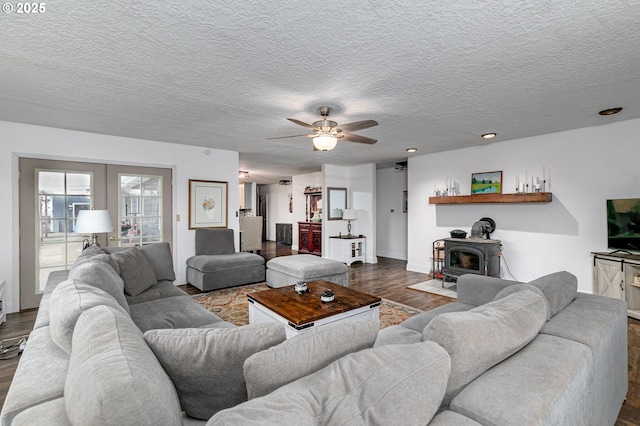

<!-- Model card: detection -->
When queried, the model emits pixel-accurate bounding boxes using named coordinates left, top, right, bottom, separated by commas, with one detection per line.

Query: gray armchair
left=186, top=228, right=265, bottom=291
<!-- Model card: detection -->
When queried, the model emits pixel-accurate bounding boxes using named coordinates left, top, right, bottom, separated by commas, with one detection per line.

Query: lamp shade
left=313, top=135, right=337, bottom=151
left=74, top=210, right=113, bottom=233
left=342, top=209, right=357, bottom=221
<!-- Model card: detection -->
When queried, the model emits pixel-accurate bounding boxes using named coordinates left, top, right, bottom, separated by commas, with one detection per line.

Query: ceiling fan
left=267, top=106, right=378, bottom=151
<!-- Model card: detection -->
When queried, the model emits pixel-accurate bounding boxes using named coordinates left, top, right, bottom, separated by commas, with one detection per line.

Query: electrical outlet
left=176, top=214, right=181, bottom=221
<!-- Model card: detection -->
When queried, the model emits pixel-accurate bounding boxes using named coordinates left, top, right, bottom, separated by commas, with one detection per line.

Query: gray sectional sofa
left=1, top=240, right=628, bottom=426
left=376, top=272, right=629, bottom=426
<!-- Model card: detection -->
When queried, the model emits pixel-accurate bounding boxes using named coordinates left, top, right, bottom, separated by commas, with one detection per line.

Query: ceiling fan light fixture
left=313, top=135, right=337, bottom=151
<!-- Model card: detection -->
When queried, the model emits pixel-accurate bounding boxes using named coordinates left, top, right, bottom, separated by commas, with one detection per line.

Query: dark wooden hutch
left=298, top=187, right=322, bottom=255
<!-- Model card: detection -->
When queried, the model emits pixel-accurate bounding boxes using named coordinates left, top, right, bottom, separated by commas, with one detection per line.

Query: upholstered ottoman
left=266, top=255, right=349, bottom=288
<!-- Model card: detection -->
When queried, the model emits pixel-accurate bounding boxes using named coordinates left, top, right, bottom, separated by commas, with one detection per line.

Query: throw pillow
left=67, top=259, right=130, bottom=313
left=494, top=283, right=551, bottom=320
left=143, top=323, right=286, bottom=420
left=208, top=341, right=451, bottom=426
left=65, top=305, right=182, bottom=426
left=528, top=271, right=577, bottom=317
left=423, top=289, right=548, bottom=406
left=244, top=319, right=379, bottom=399
left=137, top=242, right=176, bottom=281
left=111, top=247, right=157, bottom=296
left=49, top=279, right=129, bottom=354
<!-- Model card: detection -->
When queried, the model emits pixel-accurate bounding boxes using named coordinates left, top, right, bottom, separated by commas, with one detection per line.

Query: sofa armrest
left=456, top=275, right=522, bottom=306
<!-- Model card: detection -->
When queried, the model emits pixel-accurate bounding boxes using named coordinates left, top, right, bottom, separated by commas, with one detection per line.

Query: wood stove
left=442, top=237, right=501, bottom=281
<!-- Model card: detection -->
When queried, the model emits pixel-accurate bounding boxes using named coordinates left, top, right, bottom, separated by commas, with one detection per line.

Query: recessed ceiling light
left=406, top=148, right=417, bottom=153
left=239, top=171, right=249, bottom=179
left=482, top=133, right=497, bottom=139
left=598, top=107, right=623, bottom=116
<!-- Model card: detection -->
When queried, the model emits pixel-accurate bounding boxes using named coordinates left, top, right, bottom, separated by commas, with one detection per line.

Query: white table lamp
left=342, top=209, right=357, bottom=236
left=74, top=209, right=113, bottom=248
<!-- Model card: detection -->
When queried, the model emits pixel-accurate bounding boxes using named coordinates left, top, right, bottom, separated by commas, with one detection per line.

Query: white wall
left=408, top=118, right=640, bottom=292
left=376, top=167, right=408, bottom=260
left=1, top=120, right=239, bottom=313
left=324, top=163, right=377, bottom=264
left=259, top=183, right=294, bottom=241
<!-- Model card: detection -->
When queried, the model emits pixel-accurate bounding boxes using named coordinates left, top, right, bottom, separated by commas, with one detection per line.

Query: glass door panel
left=36, top=170, right=92, bottom=293
left=115, top=170, right=169, bottom=247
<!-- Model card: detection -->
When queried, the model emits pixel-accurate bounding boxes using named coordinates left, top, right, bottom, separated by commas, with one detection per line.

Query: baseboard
left=406, top=263, right=431, bottom=274
left=375, top=250, right=407, bottom=261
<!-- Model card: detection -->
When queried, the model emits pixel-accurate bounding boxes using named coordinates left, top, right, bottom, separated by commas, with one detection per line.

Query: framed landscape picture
left=471, top=171, right=502, bottom=195
left=189, top=179, right=228, bottom=229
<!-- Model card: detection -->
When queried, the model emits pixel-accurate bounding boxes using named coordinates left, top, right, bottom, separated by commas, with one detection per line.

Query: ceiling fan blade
left=340, top=133, right=377, bottom=144
left=266, top=134, right=313, bottom=140
left=287, top=118, right=318, bottom=130
left=336, top=120, right=378, bottom=133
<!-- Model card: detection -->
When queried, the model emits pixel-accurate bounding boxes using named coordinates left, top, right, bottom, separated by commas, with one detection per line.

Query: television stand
left=592, top=251, right=640, bottom=320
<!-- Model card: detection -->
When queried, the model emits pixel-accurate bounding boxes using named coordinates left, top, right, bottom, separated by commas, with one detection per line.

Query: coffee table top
left=248, top=280, right=381, bottom=326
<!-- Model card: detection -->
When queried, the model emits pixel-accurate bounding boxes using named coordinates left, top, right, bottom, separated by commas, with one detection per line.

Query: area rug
left=407, top=279, right=457, bottom=300
left=192, top=283, right=423, bottom=329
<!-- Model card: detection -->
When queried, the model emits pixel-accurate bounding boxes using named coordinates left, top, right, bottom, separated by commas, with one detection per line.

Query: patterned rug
left=192, top=283, right=423, bottom=329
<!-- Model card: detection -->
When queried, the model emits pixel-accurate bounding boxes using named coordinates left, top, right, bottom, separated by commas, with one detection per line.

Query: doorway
left=258, top=194, right=267, bottom=241
left=19, top=158, right=172, bottom=310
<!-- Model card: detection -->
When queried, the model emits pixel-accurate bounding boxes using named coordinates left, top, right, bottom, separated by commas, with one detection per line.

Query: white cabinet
left=329, top=236, right=365, bottom=266
left=593, top=252, right=640, bottom=320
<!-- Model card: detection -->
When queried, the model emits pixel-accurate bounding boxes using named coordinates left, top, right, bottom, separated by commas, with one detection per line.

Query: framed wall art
left=189, top=179, right=228, bottom=229
left=471, top=171, right=502, bottom=195
left=403, top=190, right=408, bottom=213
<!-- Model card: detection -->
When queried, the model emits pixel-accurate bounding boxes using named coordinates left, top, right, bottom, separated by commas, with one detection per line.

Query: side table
left=329, top=236, right=366, bottom=266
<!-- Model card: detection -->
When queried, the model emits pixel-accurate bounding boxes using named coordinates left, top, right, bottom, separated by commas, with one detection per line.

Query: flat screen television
left=607, top=198, right=640, bottom=252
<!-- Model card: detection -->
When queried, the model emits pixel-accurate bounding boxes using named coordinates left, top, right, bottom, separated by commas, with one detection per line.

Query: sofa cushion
left=143, top=323, right=286, bottom=420
left=129, top=295, right=226, bottom=332
left=494, top=283, right=551, bottom=320
left=0, top=327, right=69, bottom=426
left=67, top=259, right=130, bottom=313
left=111, top=247, right=157, bottom=296
left=195, top=228, right=235, bottom=255
left=423, top=289, right=548, bottom=406
left=186, top=252, right=264, bottom=272
left=137, top=242, right=176, bottom=281
left=449, top=334, right=593, bottom=426
left=125, top=280, right=187, bottom=305
left=65, top=305, right=182, bottom=426
left=208, top=341, right=451, bottom=426
left=528, top=271, right=577, bottom=317
left=244, top=319, right=379, bottom=399
left=49, top=279, right=129, bottom=353
left=71, top=245, right=106, bottom=268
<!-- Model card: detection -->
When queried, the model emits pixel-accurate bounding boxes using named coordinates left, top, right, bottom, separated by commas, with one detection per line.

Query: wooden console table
left=298, top=222, right=322, bottom=255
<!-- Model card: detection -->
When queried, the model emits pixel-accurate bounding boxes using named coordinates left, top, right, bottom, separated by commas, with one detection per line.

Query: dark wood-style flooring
left=1, top=241, right=639, bottom=424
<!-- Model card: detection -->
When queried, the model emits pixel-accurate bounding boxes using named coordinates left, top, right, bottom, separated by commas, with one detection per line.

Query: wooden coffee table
left=248, top=280, right=381, bottom=339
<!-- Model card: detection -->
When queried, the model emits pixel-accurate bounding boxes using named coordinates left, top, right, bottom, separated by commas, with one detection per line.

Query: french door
left=19, top=159, right=172, bottom=310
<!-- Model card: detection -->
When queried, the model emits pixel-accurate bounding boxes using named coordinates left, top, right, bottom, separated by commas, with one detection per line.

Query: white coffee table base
left=249, top=299, right=380, bottom=339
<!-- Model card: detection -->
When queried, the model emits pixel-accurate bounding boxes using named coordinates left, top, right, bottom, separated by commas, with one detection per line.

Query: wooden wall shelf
left=429, top=192, right=552, bottom=205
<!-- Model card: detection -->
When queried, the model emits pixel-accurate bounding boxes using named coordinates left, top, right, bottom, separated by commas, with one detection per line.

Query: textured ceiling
left=2, top=1, right=639, bottom=183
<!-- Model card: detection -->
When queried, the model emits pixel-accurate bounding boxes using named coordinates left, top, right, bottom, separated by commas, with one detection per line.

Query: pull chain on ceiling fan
left=267, top=106, right=378, bottom=151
